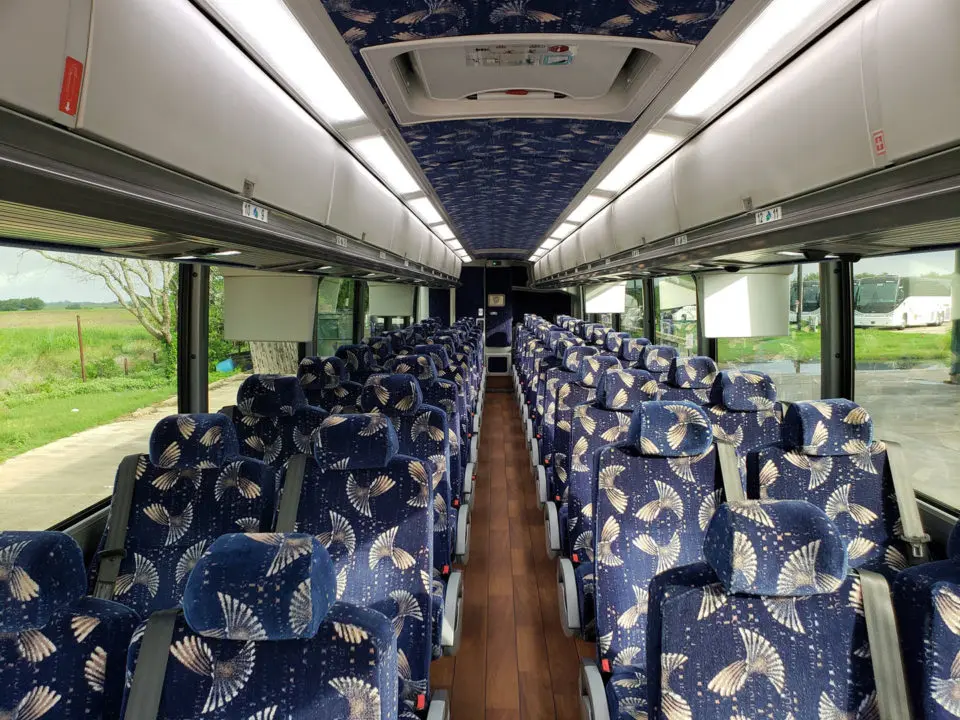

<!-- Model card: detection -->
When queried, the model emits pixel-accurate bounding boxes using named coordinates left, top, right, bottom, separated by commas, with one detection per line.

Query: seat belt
left=219, top=405, right=237, bottom=422
left=716, top=443, right=745, bottom=502
left=274, top=454, right=307, bottom=532
left=93, top=454, right=141, bottom=600
left=883, top=440, right=930, bottom=564
left=859, top=569, right=913, bottom=720
left=122, top=608, right=180, bottom=720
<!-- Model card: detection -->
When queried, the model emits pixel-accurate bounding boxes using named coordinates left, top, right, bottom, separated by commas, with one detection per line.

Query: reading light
left=777, top=251, right=806, bottom=257
left=567, top=194, right=608, bottom=224
left=672, top=0, right=849, bottom=119
left=409, top=198, right=443, bottom=225
left=596, top=132, right=683, bottom=193
left=550, top=222, right=578, bottom=241
left=350, top=137, right=421, bottom=195
left=205, top=0, right=365, bottom=125
left=433, top=224, right=455, bottom=240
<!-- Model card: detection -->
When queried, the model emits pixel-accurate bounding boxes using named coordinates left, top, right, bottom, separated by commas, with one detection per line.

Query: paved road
left=0, top=376, right=246, bottom=530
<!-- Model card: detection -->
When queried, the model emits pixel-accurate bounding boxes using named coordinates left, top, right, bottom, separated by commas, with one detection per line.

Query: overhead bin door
left=79, top=0, right=338, bottom=225
left=328, top=146, right=399, bottom=250
left=559, top=232, right=583, bottom=272
left=610, top=159, right=680, bottom=252
left=579, top=208, right=613, bottom=265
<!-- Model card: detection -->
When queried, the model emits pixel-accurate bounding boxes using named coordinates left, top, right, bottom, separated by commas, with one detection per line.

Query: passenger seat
left=297, top=356, right=363, bottom=414
left=336, top=343, right=381, bottom=385
left=637, top=344, right=679, bottom=381
left=658, top=355, right=718, bottom=405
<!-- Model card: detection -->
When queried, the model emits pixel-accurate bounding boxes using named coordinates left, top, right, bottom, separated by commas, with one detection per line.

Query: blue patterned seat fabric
left=122, top=533, right=398, bottom=719
left=541, top=346, right=598, bottom=476
left=707, top=369, right=783, bottom=455
left=642, top=499, right=875, bottom=720
left=228, top=374, right=328, bottom=467
left=592, top=401, right=719, bottom=693
left=746, top=399, right=909, bottom=575
left=292, top=414, right=435, bottom=717
left=89, top=414, right=278, bottom=618
left=619, top=337, right=650, bottom=368
left=658, top=355, right=718, bottom=406
left=638, top=345, right=679, bottom=381
left=0, top=531, right=138, bottom=720
left=336, top=343, right=381, bottom=385
left=298, top=356, right=363, bottom=414
left=414, top=344, right=471, bottom=484
left=604, top=331, right=631, bottom=355
left=893, top=522, right=960, bottom=719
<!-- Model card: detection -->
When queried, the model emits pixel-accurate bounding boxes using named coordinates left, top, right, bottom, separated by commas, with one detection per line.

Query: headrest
left=554, top=338, right=581, bottom=362
left=562, top=345, right=599, bottom=373
left=709, top=370, right=778, bottom=411
left=604, top=331, right=630, bottom=353
left=578, top=322, right=599, bottom=340
left=237, top=374, right=308, bottom=417
left=704, top=500, right=849, bottom=597
left=619, top=337, right=650, bottom=363
left=627, top=401, right=713, bottom=457
left=367, top=336, right=395, bottom=360
left=596, top=369, right=659, bottom=410
left=335, top=344, right=377, bottom=372
left=314, top=413, right=399, bottom=470
left=640, top=345, right=679, bottom=374
left=150, top=413, right=239, bottom=469
left=360, top=374, right=423, bottom=416
left=298, top=356, right=347, bottom=391
left=183, top=533, right=336, bottom=641
left=576, top=354, right=622, bottom=388
left=415, top=344, right=452, bottom=371
left=667, top=356, right=718, bottom=389
left=590, top=325, right=609, bottom=345
left=781, top=400, right=873, bottom=456
left=0, top=532, right=86, bottom=632
left=386, top=354, right=438, bottom=385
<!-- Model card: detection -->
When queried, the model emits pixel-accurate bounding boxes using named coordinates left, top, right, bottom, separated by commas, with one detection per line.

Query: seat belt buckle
left=906, top=534, right=931, bottom=561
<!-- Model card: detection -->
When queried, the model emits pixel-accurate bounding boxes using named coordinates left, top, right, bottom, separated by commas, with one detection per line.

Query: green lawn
left=719, top=328, right=951, bottom=364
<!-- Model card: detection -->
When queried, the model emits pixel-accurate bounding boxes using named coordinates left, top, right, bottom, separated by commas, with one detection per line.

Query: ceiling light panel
left=671, top=0, right=852, bottom=120
left=446, top=240, right=463, bottom=251
left=433, top=223, right=455, bottom=240
left=597, top=132, right=683, bottom=193
left=567, top=194, right=609, bottom=223
left=409, top=197, right=443, bottom=225
left=350, top=137, right=421, bottom=195
left=204, top=0, right=365, bottom=125
left=550, top=222, right=578, bottom=241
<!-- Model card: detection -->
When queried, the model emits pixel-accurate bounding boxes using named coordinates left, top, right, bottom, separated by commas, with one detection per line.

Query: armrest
left=455, top=504, right=471, bottom=564
left=557, top=557, right=581, bottom=637
left=579, top=659, right=611, bottom=720
left=441, top=570, right=464, bottom=656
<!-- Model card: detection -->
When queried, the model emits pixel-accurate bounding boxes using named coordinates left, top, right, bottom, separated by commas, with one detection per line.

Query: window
left=717, top=264, right=822, bottom=401
left=852, top=249, right=959, bottom=508
left=316, top=277, right=358, bottom=355
left=207, top=267, right=250, bottom=411
left=0, top=248, right=178, bottom=529
left=622, top=279, right=646, bottom=337
left=654, top=275, right=698, bottom=351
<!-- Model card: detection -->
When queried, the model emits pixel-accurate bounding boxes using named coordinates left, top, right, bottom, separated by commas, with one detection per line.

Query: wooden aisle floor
left=432, top=391, right=595, bottom=719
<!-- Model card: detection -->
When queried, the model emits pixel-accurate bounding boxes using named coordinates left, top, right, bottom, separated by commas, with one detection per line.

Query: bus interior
left=1, top=0, right=959, bottom=718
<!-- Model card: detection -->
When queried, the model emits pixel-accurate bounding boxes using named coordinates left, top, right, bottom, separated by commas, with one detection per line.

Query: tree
left=37, top=252, right=176, bottom=345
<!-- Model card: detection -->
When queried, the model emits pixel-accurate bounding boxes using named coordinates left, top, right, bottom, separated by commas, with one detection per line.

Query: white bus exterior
left=854, top=275, right=951, bottom=328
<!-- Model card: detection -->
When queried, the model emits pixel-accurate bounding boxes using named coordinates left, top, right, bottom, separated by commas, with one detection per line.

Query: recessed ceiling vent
left=361, top=33, right=695, bottom=125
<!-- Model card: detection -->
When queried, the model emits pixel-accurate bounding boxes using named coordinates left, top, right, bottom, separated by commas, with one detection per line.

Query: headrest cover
left=577, top=354, right=622, bottom=388
left=640, top=345, right=679, bottom=374
left=415, top=344, right=452, bottom=371
left=546, top=330, right=565, bottom=353
left=709, top=370, right=778, bottom=411
left=387, top=354, right=438, bottom=385
left=596, top=369, right=659, bottom=410
left=590, top=325, right=609, bottom=345
left=0, top=531, right=86, bottom=632
left=667, top=356, right=719, bottom=389
left=360, top=374, right=423, bottom=416
left=627, top=400, right=713, bottom=457
left=336, top=344, right=377, bottom=372
left=298, top=356, right=347, bottom=390
left=619, top=337, right=650, bottom=363
left=781, top=400, right=874, bottom=456
left=183, top=533, right=336, bottom=640
left=314, top=414, right=399, bottom=470
left=704, top=500, right=849, bottom=597
left=238, top=375, right=308, bottom=417
left=605, top=331, right=630, bottom=353
left=579, top=322, right=600, bottom=341
left=562, top=345, right=599, bottom=373
left=555, top=338, right=583, bottom=359
left=150, top=413, right=239, bottom=469
left=367, top=336, right=394, bottom=360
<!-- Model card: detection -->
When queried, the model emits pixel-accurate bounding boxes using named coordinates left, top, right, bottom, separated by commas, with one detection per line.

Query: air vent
left=361, top=33, right=694, bottom=125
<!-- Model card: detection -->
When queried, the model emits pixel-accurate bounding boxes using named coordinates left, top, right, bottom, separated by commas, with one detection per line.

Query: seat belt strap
left=93, top=454, right=141, bottom=600
left=716, top=443, right=745, bottom=502
left=275, top=454, right=307, bottom=532
left=859, top=569, right=913, bottom=720
left=122, top=608, right=180, bottom=720
left=883, top=440, right=930, bottom=563
left=219, top=405, right=237, bottom=422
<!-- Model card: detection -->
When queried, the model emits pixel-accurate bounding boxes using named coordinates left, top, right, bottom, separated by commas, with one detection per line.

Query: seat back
left=0, top=531, right=139, bottom=720
left=227, top=374, right=328, bottom=466
left=638, top=344, right=679, bottom=381
left=89, top=414, right=277, bottom=617
left=747, top=399, right=907, bottom=573
left=604, top=331, right=631, bottom=355
left=292, top=415, right=435, bottom=715
left=707, top=369, right=782, bottom=454
left=123, top=533, right=398, bottom=719
left=540, top=345, right=600, bottom=474
left=659, top=355, right=718, bottom=406
left=645, top=500, right=873, bottom=720
left=336, top=343, right=380, bottom=384
left=297, top=356, right=363, bottom=414
left=618, top=337, right=650, bottom=369
left=593, top=401, right=719, bottom=673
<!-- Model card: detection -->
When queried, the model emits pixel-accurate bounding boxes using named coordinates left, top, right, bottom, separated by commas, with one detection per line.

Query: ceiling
left=317, top=0, right=736, bottom=255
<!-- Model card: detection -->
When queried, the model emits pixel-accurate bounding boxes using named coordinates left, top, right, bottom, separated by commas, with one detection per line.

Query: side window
left=654, top=275, right=698, bottom=351
left=316, top=277, right=357, bottom=355
left=207, top=267, right=250, bottom=411
left=622, top=279, right=645, bottom=336
left=0, top=248, right=179, bottom=529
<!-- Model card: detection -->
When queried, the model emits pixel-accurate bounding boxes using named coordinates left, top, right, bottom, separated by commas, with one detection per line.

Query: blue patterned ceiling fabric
left=318, top=0, right=735, bottom=253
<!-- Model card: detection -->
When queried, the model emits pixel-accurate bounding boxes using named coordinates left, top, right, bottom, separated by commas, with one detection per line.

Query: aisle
left=432, top=391, right=595, bottom=719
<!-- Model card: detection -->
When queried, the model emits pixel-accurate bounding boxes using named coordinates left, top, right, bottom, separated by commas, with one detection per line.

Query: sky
left=0, top=247, right=119, bottom=303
